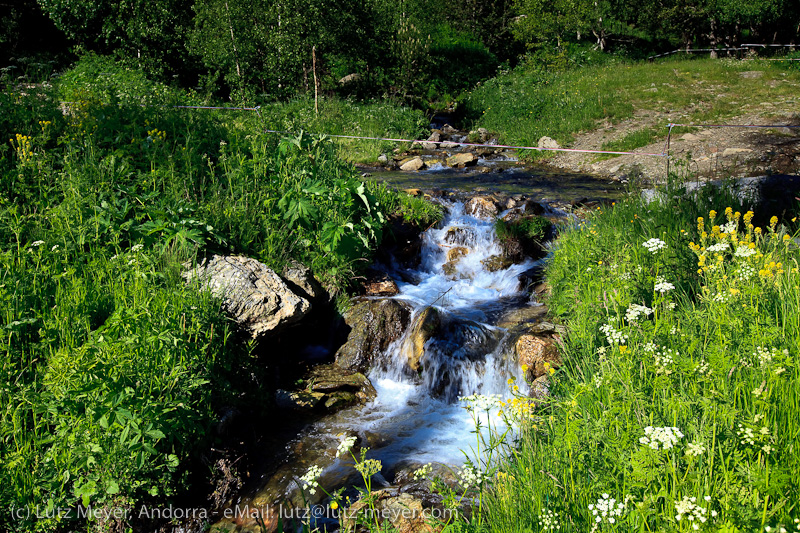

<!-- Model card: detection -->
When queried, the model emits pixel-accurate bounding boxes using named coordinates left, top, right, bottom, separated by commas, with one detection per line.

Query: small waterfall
left=327, top=200, right=536, bottom=467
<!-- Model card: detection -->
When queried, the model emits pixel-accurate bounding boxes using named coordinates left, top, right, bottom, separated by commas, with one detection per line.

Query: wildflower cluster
left=459, top=393, right=503, bottom=411
left=653, top=347, right=677, bottom=375
left=459, top=465, right=484, bottom=487
left=625, top=303, right=653, bottom=322
left=538, top=509, right=561, bottom=531
left=685, top=441, right=707, bottom=457
left=654, top=277, right=675, bottom=293
left=354, top=458, right=382, bottom=478
left=643, top=238, right=667, bottom=253
left=588, top=493, right=625, bottom=524
left=300, top=465, right=322, bottom=495
left=336, top=435, right=357, bottom=458
left=599, top=323, right=628, bottom=345
left=413, top=463, right=432, bottom=481
left=11, top=133, right=33, bottom=161
left=764, top=518, right=800, bottom=533
left=146, top=128, right=167, bottom=142
left=639, top=426, right=684, bottom=450
left=674, top=495, right=716, bottom=530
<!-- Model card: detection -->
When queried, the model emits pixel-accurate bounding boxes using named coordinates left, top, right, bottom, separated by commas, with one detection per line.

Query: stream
left=210, top=136, right=617, bottom=533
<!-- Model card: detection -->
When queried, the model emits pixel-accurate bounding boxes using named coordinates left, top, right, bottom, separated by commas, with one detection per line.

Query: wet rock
left=495, top=304, right=549, bottom=330
left=515, top=334, right=561, bottom=380
left=360, top=269, right=400, bottom=297
left=441, top=124, right=459, bottom=135
left=345, top=491, right=437, bottom=533
left=400, top=157, right=426, bottom=171
left=518, top=263, right=546, bottom=291
left=404, top=188, right=422, bottom=197
left=446, top=246, right=469, bottom=262
left=481, top=254, right=513, bottom=272
left=378, top=153, right=389, bottom=164
left=282, top=260, right=326, bottom=303
left=529, top=374, right=551, bottom=401
left=527, top=321, right=567, bottom=335
left=336, top=299, right=414, bottom=373
left=523, top=199, right=547, bottom=215
left=275, top=389, right=325, bottom=410
left=446, top=152, right=477, bottom=167
left=423, top=131, right=441, bottom=150
left=444, top=226, right=477, bottom=247
left=537, top=136, right=560, bottom=150
left=184, top=255, right=310, bottom=338
left=478, top=166, right=492, bottom=174
left=464, top=196, right=498, bottom=219
left=403, top=307, right=442, bottom=372
left=307, top=364, right=377, bottom=402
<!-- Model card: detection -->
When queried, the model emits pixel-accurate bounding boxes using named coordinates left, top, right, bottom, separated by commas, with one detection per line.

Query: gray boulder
left=336, top=299, right=414, bottom=373
left=184, top=255, right=310, bottom=338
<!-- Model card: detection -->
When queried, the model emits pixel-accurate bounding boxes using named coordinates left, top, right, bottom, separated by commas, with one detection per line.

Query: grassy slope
left=464, top=57, right=800, bottom=155
left=486, top=180, right=800, bottom=532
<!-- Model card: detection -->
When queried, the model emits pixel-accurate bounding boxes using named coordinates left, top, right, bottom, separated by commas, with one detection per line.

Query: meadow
left=463, top=54, right=800, bottom=158
left=484, top=173, right=800, bottom=532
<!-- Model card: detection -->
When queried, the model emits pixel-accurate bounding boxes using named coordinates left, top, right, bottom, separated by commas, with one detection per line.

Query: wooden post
left=313, top=46, right=319, bottom=115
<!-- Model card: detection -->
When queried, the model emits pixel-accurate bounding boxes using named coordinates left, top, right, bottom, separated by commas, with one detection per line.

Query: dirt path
left=544, top=97, right=800, bottom=185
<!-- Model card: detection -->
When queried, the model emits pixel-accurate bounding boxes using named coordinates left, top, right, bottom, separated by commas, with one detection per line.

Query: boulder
left=423, top=132, right=441, bottom=150
left=529, top=374, right=551, bottom=401
left=495, top=304, right=549, bottom=330
left=446, top=246, right=469, bottom=262
left=335, top=299, right=413, bottom=373
left=400, top=157, right=426, bottom=171
left=360, top=269, right=400, bottom=297
left=464, top=196, right=498, bottom=219
left=402, top=307, right=442, bottom=372
left=184, top=255, right=310, bottom=338
left=282, top=260, right=326, bottom=302
left=444, top=226, right=477, bottom=247
left=344, top=490, right=437, bottom=533
left=481, top=254, right=512, bottom=272
left=446, top=153, right=477, bottom=167
left=306, top=364, right=378, bottom=403
left=537, top=136, right=560, bottom=150
left=339, top=73, right=362, bottom=85
left=515, top=334, right=561, bottom=380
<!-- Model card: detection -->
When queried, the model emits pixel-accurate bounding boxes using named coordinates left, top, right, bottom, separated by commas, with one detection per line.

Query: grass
left=0, top=55, right=441, bottom=532
left=463, top=57, right=800, bottom=158
left=483, top=174, right=800, bottom=532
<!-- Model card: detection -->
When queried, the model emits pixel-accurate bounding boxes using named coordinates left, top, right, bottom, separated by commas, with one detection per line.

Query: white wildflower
left=336, top=435, right=357, bottom=458
left=639, top=426, right=684, bottom=450
left=643, top=238, right=667, bottom=253
left=654, top=277, right=675, bottom=293
left=589, top=493, right=625, bottom=525
left=32, top=240, right=44, bottom=247
left=300, top=465, right=323, bottom=495
left=674, top=495, right=711, bottom=527
left=538, top=509, right=560, bottom=531
left=707, top=242, right=729, bottom=253
left=459, top=394, right=503, bottom=411
left=686, top=441, right=706, bottom=457
left=720, top=221, right=738, bottom=234
left=625, top=303, right=653, bottom=322
left=51, top=244, right=59, bottom=251
left=131, top=243, right=144, bottom=252
left=413, top=463, right=432, bottom=481
left=600, top=323, right=628, bottom=345
left=459, top=465, right=483, bottom=487
left=734, top=245, right=757, bottom=258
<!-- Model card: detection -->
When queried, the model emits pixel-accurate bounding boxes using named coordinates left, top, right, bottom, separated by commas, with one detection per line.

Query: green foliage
left=484, top=178, right=800, bottom=532
left=495, top=216, right=551, bottom=244
left=0, top=59, right=440, bottom=531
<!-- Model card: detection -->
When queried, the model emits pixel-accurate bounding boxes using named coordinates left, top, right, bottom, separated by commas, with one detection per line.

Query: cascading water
left=318, top=200, right=537, bottom=469
left=217, top=200, right=549, bottom=531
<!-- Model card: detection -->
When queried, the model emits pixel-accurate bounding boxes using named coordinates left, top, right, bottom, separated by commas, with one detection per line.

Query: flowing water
left=216, top=200, right=553, bottom=531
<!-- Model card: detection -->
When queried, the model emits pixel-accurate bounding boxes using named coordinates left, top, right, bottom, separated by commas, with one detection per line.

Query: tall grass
left=485, top=176, right=800, bottom=532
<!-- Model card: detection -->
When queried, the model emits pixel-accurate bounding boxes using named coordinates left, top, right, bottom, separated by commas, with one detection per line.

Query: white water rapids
left=319, top=201, right=538, bottom=470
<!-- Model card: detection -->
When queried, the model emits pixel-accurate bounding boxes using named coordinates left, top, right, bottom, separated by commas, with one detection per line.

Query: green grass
left=463, top=57, right=800, bottom=158
left=0, top=55, right=441, bottom=532
left=484, top=177, right=800, bottom=532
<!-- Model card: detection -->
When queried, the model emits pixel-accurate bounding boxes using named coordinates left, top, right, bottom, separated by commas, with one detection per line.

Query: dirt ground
left=544, top=97, right=800, bottom=185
